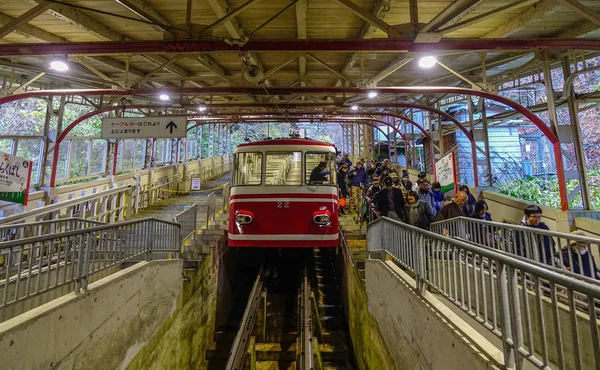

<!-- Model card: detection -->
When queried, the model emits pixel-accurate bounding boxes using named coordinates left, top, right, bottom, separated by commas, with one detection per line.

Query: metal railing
left=0, top=218, right=106, bottom=242
left=174, top=204, right=197, bottom=243
left=368, top=217, right=600, bottom=370
left=136, top=174, right=181, bottom=210
left=0, top=218, right=180, bottom=312
left=431, top=217, right=600, bottom=280
left=222, top=183, right=230, bottom=212
left=0, top=185, right=130, bottom=225
left=206, top=191, right=217, bottom=229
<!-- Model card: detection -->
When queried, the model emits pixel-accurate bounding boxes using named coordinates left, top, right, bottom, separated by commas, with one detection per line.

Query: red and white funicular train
left=228, top=138, right=339, bottom=248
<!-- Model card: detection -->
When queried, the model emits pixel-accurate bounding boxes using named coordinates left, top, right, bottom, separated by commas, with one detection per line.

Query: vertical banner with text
left=0, top=152, right=33, bottom=205
left=435, top=152, right=457, bottom=194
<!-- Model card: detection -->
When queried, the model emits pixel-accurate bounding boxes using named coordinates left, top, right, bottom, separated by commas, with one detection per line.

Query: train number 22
left=276, top=201, right=290, bottom=208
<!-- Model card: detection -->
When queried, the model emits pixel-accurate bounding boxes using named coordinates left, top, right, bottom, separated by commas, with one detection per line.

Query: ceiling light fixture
left=418, top=56, right=437, bottom=69
left=198, top=105, right=207, bottom=112
left=49, top=56, right=69, bottom=72
left=351, top=105, right=359, bottom=111
left=159, top=94, right=170, bottom=101
left=368, top=91, right=378, bottom=99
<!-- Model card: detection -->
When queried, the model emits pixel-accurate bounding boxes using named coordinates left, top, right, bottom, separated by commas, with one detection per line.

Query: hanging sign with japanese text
left=101, top=116, right=187, bottom=139
left=435, top=152, right=457, bottom=194
left=0, top=152, right=33, bottom=205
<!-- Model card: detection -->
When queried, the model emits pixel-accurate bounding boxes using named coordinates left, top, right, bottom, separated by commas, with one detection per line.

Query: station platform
left=0, top=171, right=598, bottom=370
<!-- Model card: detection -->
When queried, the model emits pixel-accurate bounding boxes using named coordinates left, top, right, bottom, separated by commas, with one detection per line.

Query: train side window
left=305, top=152, right=335, bottom=186
left=233, top=152, right=263, bottom=186
left=265, top=152, right=302, bottom=185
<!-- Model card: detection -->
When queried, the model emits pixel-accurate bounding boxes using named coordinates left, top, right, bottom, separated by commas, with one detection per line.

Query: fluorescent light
left=368, top=91, right=378, bottom=99
left=159, top=94, right=170, bottom=101
left=49, top=57, right=69, bottom=72
left=351, top=105, right=359, bottom=111
left=198, top=105, right=206, bottom=112
left=418, top=56, right=437, bottom=69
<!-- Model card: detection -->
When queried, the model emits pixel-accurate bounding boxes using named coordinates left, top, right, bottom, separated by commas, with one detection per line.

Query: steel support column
left=543, top=52, right=569, bottom=209
left=562, top=56, right=592, bottom=209
left=481, top=102, right=493, bottom=186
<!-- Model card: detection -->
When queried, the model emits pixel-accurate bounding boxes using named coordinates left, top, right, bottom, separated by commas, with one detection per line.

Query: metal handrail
left=0, top=217, right=180, bottom=319
left=174, top=204, right=197, bottom=243
left=369, top=217, right=600, bottom=369
left=431, top=216, right=600, bottom=280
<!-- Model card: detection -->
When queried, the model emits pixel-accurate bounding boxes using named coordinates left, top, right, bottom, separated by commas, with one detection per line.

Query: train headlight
left=235, top=211, right=253, bottom=225
left=313, top=211, right=332, bottom=225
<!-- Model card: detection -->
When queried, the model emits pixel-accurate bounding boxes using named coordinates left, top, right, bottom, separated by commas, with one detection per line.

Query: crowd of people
left=332, top=154, right=599, bottom=280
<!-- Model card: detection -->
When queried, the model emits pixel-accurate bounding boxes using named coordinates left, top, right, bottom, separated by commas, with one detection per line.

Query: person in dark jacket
left=417, top=180, right=436, bottom=213
left=372, top=176, right=405, bottom=222
left=516, top=205, right=558, bottom=266
left=340, top=153, right=352, bottom=168
left=431, top=182, right=444, bottom=214
left=459, top=184, right=477, bottom=217
left=375, top=159, right=395, bottom=177
left=562, top=231, right=600, bottom=280
left=472, top=200, right=492, bottom=221
left=309, top=161, right=331, bottom=184
left=405, top=190, right=435, bottom=230
left=400, top=173, right=412, bottom=192
left=348, top=161, right=368, bottom=213
left=470, top=200, right=493, bottom=246
left=435, top=191, right=467, bottom=222
left=337, top=165, right=350, bottom=215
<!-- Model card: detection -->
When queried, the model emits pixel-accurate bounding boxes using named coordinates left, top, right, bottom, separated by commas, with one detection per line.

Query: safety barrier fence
left=136, top=174, right=181, bottom=211
left=0, top=217, right=180, bottom=312
left=0, top=218, right=106, bottom=242
left=368, top=217, right=600, bottom=370
left=431, top=217, right=600, bottom=281
left=174, top=204, right=197, bottom=243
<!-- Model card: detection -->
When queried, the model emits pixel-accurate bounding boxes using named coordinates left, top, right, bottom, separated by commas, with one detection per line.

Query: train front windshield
left=233, top=150, right=335, bottom=186
left=305, top=152, right=335, bottom=186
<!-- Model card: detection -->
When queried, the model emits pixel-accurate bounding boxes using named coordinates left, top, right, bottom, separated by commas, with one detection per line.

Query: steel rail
left=226, top=265, right=265, bottom=370
left=298, top=266, right=315, bottom=370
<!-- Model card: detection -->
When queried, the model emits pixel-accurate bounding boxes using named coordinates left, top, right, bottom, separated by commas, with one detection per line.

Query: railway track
left=207, top=249, right=353, bottom=370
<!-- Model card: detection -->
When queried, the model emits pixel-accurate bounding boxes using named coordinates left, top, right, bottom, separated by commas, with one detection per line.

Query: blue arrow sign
left=166, top=121, right=177, bottom=134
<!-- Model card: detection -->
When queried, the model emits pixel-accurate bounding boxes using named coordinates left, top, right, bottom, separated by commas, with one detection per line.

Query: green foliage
left=497, top=170, right=600, bottom=210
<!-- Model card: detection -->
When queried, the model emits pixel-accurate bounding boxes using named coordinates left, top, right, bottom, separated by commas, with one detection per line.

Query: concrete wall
left=365, top=259, right=504, bottom=370
left=338, top=247, right=395, bottom=370
left=0, top=259, right=182, bottom=370
left=479, top=190, right=600, bottom=233
left=126, top=238, right=222, bottom=370
left=575, top=217, right=600, bottom=239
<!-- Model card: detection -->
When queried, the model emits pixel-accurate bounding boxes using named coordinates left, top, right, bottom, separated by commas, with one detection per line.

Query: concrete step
left=256, top=360, right=296, bottom=370
left=319, top=343, right=349, bottom=362
left=255, top=342, right=297, bottom=361
left=323, top=360, right=352, bottom=369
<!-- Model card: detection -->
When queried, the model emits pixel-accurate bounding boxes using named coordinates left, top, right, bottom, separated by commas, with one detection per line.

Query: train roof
left=236, top=138, right=336, bottom=148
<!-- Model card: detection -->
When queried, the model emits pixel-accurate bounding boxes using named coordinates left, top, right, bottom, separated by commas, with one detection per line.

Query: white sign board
left=434, top=152, right=457, bottom=194
left=191, top=177, right=201, bottom=191
left=101, top=116, right=187, bottom=139
left=0, top=152, right=32, bottom=205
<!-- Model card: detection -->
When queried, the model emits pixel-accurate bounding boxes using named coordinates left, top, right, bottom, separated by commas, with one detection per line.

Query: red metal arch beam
left=31, top=86, right=564, bottom=208
left=186, top=116, right=435, bottom=171
left=0, top=39, right=599, bottom=57
left=49, top=105, right=439, bottom=186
